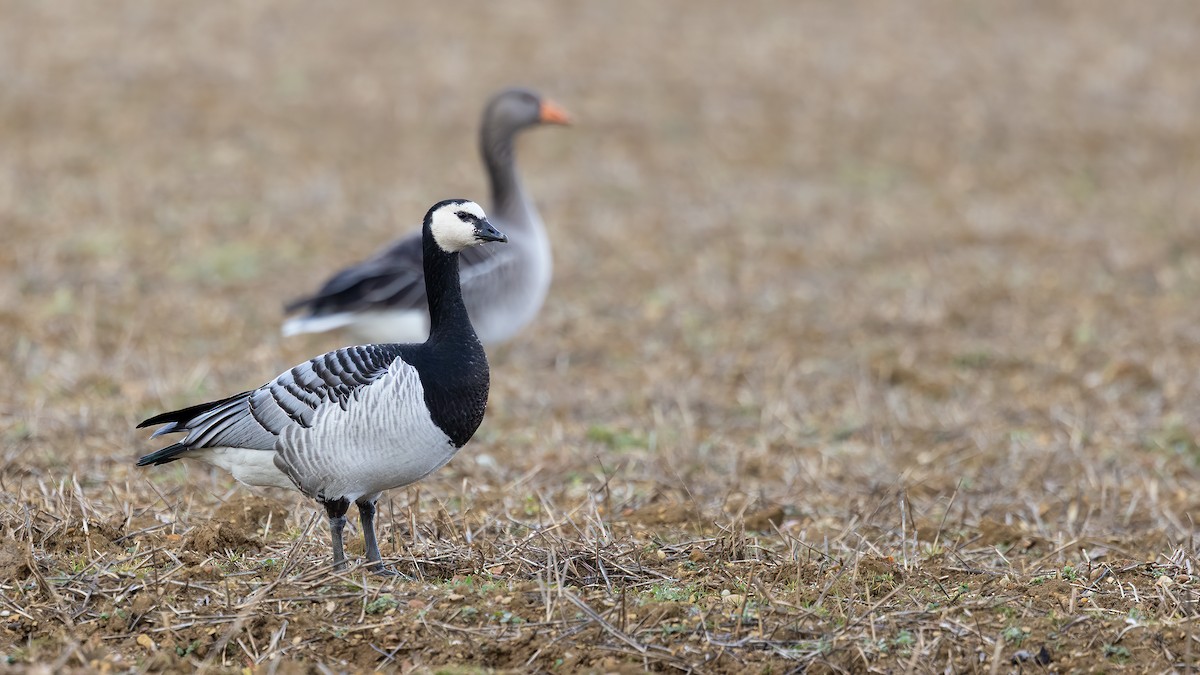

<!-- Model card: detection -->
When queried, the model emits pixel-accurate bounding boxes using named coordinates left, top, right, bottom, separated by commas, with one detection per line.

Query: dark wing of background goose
left=281, top=233, right=511, bottom=328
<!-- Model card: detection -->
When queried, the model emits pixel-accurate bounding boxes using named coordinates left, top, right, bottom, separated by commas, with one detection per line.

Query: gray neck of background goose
left=480, top=124, right=533, bottom=227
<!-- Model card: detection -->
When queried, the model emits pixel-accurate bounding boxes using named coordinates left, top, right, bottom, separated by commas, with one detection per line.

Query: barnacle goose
left=138, top=199, right=507, bottom=573
left=281, top=88, right=570, bottom=345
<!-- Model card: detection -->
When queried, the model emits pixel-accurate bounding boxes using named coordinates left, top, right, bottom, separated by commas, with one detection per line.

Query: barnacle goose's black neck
left=421, top=225, right=475, bottom=344
left=413, top=202, right=494, bottom=449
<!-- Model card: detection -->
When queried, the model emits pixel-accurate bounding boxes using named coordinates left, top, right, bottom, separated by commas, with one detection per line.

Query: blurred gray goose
left=139, top=199, right=506, bottom=573
left=282, top=88, right=570, bottom=345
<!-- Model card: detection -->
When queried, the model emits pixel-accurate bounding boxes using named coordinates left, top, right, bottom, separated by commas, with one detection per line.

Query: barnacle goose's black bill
left=475, top=219, right=508, bottom=243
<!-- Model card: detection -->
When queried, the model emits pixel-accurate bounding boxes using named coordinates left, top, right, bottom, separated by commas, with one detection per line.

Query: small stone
left=721, top=593, right=746, bottom=606
left=1156, top=575, right=1173, bottom=588
left=689, top=548, right=707, bottom=563
left=135, top=634, right=155, bottom=651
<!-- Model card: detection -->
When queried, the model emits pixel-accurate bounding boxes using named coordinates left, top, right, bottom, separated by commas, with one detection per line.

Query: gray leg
left=357, top=497, right=404, bottom=576
left=324, top=498, right=350, bottom=570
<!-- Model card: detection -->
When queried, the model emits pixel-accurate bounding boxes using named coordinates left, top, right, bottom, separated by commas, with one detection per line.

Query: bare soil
left=2, top=0, right=1200, bottom=672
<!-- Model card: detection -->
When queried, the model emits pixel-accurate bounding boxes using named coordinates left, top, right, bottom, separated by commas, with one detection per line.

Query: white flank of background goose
left=281, top=88, right=570, bottom=345
left=138, top=199, right=507, bottom=573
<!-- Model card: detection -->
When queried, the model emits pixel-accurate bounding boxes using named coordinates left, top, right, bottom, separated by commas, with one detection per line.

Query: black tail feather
left=136, top=442, right=189, bottom=466
left=137, top=391, right=251, bottom=430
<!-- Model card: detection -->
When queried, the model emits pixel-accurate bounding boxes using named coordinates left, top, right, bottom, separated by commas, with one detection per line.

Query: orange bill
left=538, top=99, right=572, bottom=125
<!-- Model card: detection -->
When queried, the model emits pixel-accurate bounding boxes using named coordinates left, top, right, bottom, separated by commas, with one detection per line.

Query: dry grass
left=3, top=0, right=1200, bottom=671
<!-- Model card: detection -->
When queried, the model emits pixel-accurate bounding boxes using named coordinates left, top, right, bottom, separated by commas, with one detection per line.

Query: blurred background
left=2, top=0, right=1200, bottom=666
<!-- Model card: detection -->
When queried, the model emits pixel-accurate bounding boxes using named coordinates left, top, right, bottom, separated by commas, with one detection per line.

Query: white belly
left=195, top=447, right=298, bottom=491
left=311, top=433, right=459, bottom=501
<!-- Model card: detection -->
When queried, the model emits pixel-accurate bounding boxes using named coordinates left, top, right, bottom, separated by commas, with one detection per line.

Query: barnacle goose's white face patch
left=430, top=201, right=488, bottom=253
